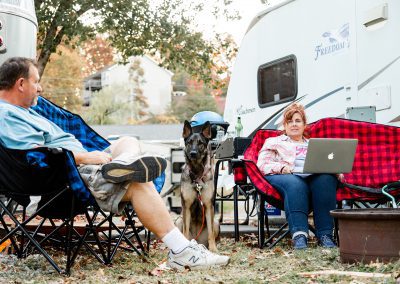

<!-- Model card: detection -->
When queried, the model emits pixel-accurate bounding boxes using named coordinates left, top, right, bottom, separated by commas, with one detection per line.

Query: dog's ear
left=183, top=120, right=192, bottom=139
left=201, top=121, right=212, bottom=139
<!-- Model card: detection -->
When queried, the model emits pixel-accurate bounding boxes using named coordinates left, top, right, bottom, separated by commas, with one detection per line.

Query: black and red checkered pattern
left=239, top=118, right=400, bottom=209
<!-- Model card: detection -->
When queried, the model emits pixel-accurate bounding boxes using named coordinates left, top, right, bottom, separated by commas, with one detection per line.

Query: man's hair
left=0, top=57, right=38, bottom=90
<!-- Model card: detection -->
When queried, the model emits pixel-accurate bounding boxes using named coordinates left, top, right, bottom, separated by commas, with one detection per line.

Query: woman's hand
left=73, top=151, right=112, bottom=165
left=281, top=166, right=292, bottom=174
left=337, top=173, right=345, bottom=182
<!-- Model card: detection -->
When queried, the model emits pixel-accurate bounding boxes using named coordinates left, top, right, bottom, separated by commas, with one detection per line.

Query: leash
left=194, top=183, right=206, bottom=241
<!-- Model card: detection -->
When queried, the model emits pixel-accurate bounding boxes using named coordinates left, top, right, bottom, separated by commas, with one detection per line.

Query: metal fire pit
left=331, top=208, right=400, bottom=263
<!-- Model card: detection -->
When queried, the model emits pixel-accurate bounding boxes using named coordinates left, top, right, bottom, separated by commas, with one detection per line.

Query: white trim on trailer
left=224, top=0, right=400, bottom=136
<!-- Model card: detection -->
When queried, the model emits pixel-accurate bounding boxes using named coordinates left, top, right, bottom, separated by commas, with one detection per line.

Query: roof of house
left=83, top=55, right=173, bottom=82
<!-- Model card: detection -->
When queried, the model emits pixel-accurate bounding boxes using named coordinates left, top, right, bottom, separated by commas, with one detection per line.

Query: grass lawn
left=0, top=235, right=398, bottom=283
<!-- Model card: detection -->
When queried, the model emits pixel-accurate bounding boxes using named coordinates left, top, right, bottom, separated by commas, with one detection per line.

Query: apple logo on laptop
left=328, top=152, right=334, bottom=160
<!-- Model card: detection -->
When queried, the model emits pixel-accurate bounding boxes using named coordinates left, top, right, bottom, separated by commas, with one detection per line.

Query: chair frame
left=219, top=118, right=400, bottom=249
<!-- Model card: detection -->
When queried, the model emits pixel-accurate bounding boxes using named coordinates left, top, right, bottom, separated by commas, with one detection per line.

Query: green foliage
left=81, top=84, right=129, bottom=125
left=35, top=0, right=238, bottom=90
left=170, top=94, right=219, bottom=122
left=40, top=45, right=83, bottom=112
left=128, top=58, right=148, bottom=121
left=172, top=67, right=190, bottom=93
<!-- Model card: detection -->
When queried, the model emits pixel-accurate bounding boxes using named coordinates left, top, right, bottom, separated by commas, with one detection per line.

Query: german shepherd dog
left=176, top=120, right=219, bottom=252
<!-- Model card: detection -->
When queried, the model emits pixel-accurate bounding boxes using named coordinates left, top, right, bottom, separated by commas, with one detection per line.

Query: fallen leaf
left=149, top=261, right=171, bottom=277
left=97, top=268, right=105, bottom=276
left=321, top=249, right=332, bottom=255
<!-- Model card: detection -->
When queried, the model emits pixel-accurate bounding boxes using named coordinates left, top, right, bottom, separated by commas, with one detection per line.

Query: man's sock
left=161, top=227, right=191, bottom=253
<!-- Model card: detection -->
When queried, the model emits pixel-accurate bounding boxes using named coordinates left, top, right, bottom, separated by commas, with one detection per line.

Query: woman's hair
left=282, top=103, right=310, bottom=138
left=283, top=103, right=307, bottom=125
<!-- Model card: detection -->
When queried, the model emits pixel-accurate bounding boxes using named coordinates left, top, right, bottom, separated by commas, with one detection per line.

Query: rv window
left=258, top=55, right=297, bottom=107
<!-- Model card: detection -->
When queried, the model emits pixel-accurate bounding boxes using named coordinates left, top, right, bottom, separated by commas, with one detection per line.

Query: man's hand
left=73, top=151, right=112, bottom=165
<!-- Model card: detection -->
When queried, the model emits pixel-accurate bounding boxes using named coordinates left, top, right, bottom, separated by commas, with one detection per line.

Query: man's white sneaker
left=101, top=153, right=167, bottom=183
left=167, top=240, right=230, bottom=270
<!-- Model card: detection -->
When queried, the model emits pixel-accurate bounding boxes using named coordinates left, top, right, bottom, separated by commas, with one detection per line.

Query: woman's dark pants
left=265, top=174, right=337, bottom=238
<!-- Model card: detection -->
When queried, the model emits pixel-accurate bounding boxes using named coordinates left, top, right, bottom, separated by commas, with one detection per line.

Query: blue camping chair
left=0, top=96, right=164, bottom=274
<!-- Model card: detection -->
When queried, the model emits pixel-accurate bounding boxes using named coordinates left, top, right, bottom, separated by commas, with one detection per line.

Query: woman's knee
left=310, top=174, right=337, bottom=191
left=266, top=174, right=309, bottom=197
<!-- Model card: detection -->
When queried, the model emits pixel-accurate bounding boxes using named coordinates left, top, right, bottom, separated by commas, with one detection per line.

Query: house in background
left=83, top=55, right=173, bottom=115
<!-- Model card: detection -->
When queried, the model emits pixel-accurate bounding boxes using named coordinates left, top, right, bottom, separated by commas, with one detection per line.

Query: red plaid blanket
left=241, top=118, right=400, bottom=209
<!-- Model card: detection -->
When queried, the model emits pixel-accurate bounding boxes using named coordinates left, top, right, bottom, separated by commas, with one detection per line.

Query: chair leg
left=0, top=202, right=63, bottom=273
left=266, top=224, right=289, bottom=249
left=258, top=194, right=265, bottom=249
left=65, top=195, right=76, bottom=275
left=233, top=185, right=239, bottom=242
left=146, top=230, right=151, bottom=252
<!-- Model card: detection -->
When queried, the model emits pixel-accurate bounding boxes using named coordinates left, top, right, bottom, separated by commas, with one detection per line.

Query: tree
left=81, top=84, right=129, bottom=125
left=40, top=45, right=83, bottom=112
left=128, top=58, right=149, bottom=122
left=35, top=0, right=238, bottom=87
left=80, top=36, right=115, bottom=77
left=170, top=93, right=219, bottom=122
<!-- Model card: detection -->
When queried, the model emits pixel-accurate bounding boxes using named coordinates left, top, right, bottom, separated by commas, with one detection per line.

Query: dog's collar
left=189, top=164, right=211, bottom=187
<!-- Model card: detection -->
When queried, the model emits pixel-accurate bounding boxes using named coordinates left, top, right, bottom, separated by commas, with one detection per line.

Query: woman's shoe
left=319, top=235, right=336, bottom=248
left=292, top=234, right=308, bottom=249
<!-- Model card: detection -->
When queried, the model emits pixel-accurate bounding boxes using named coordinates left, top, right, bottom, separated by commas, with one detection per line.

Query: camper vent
left=363, top=3, right=388, bottom=27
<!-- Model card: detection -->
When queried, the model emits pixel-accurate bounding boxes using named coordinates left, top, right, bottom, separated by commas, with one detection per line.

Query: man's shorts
left=78, top=165, right=129, bottom=214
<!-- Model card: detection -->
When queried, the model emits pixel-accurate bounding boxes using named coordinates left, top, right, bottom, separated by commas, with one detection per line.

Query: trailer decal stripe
left=304, top=87, right=344, bottom=108
left=249, top=96, right=306, bottom=136
left=358, top=55, right=400, bottom=91
left=253, top=86, right=345, bottom=135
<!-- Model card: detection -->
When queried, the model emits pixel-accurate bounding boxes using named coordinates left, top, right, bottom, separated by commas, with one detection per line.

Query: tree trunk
left=37, top=28, right=64, bottom=77
left=36, top=1, right=72, bottom=77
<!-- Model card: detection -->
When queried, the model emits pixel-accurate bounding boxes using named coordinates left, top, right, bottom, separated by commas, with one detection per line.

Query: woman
left=257, top=103, right=338, bottom=249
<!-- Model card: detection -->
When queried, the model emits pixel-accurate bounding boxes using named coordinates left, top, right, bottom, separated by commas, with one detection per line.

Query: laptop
left=301, top=138, right=358, bottom=174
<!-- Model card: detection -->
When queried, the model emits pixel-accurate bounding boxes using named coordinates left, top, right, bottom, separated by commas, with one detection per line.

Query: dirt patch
left=0, top=235, right=399, bottom=283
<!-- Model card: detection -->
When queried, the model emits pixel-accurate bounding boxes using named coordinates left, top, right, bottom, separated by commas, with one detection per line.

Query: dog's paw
left=208, top=244, right=218, bottom=253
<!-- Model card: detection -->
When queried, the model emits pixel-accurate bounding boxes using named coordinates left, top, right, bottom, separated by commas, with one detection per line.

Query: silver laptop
left=302, top=138, right=358, bottom=174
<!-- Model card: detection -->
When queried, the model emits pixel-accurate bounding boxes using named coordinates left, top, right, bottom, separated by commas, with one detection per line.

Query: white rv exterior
left=224, top=0, right=400, bottom=136
left=0, top=0, right=37, bottom=63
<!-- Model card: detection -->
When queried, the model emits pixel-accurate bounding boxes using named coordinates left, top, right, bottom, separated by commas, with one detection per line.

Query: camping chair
left=233, top=118, right=400, bottom=248
left=0, top=144, right=103, bottom=274
left=213, top=138, right=258, bottom=241
left=0, top=96, right=161, bottom=273
left=33, top=96, right=163, bottom=259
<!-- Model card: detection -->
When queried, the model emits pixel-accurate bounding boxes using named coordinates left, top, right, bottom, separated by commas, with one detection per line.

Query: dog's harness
left=185, top=147, right=213, bottom=241
left=190, top=165, right=211, bottom=190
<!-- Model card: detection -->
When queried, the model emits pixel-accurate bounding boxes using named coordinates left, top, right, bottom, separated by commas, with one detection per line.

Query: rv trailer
left=0, top=0, right=37, bottom=64
left=224, top=0, right=400, bottom=136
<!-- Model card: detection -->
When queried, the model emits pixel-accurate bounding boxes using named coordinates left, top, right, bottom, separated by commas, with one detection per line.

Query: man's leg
left=121, top=181, right=175, bottom=238
left=108, top=136, right=142, bottom=158
left=103, top=137, right=167, bottom=183
left=121, top=182, right=230, bottom=270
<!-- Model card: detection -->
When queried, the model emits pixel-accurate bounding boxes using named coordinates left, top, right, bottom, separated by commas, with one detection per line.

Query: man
left=0, top=57, right=229, bottom=270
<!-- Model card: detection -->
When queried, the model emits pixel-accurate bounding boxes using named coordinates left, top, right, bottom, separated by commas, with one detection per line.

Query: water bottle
left=235, top=116, right=243, bottom=137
